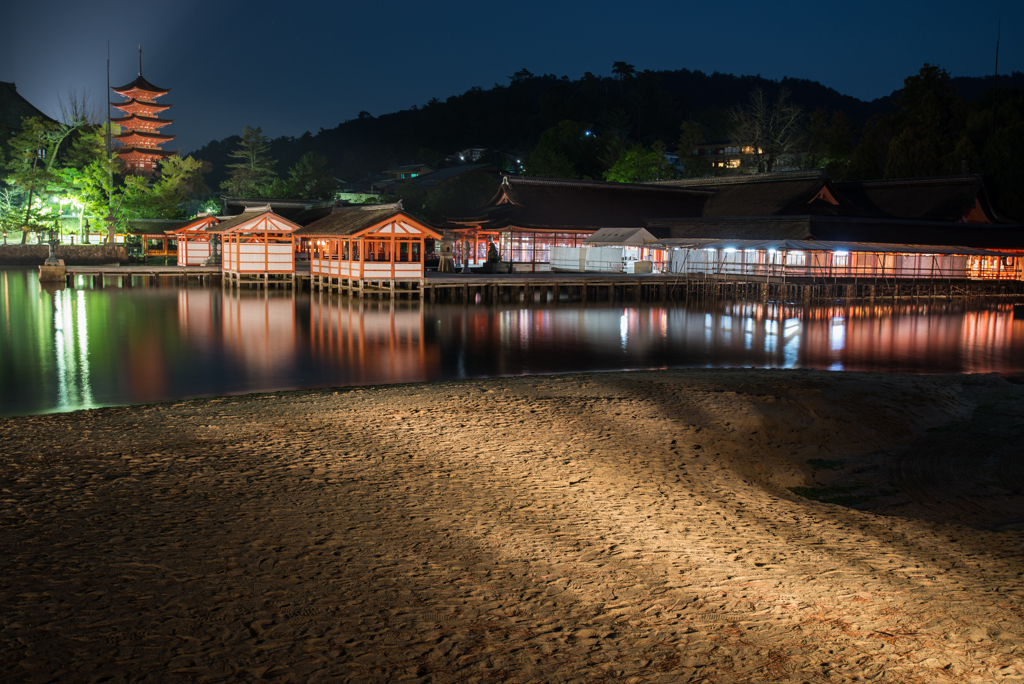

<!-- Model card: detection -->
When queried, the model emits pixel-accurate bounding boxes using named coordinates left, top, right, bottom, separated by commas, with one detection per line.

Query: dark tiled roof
left=409, top=164, right=500, bottom=186
left=834, top=175, right=1004, bottom=223
left=384, top=164, right=434, bottom=173
left=296, top=203, right=438, bottom=237
left=654, top=170, right=874, bottom=218
left=116, top=146, right=176, bottom=158
left=1, top=80, right=55, bottom=128
left=647, top=216, right=815, bottom=241
left=111, top=98, right=172, bottom=111
left=112, top=75, right=170, bottom=95
left=221, top=197, right=334, bottom=220
left=646, top=215, right=1024, bottom=250
left=111, top=114, right=174, bottom=126
left=206, top=211, right=268, bottom=233
left=126, top=218, right=191, bottom=235
left=114, top=131, right=175, bottom=142
left=452, top=176, right=713, bottom=230
left=290, top=205, right=335, bottom=226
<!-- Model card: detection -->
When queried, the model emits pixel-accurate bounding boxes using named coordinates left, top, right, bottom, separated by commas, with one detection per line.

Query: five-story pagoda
left=110, top=48, right=175, bottom=173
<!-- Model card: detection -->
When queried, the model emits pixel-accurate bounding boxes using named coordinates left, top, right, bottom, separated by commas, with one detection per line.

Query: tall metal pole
left=106, top=41, right=116, bottom=246
left=992, top=18, right=1001, bottom=136
left=106, top=41, right=111, bottom=162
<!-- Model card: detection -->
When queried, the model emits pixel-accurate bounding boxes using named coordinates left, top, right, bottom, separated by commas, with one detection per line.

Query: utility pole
left=105, top=41, right=116, bottom=246
left=992, top=18, right=1001, bottom=136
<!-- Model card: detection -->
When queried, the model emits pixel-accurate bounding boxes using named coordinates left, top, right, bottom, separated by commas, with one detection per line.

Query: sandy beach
left=2, top=368, right=1023, bottom=683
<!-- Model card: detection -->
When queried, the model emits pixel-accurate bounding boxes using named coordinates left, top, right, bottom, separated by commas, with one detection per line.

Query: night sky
left=3, top=0, right=1021, bottom=155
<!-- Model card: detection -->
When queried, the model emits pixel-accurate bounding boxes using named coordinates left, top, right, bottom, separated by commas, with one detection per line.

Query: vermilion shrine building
left=110, top=50, right=174, bottom=173
left=295, top=203, right=441, bottom=297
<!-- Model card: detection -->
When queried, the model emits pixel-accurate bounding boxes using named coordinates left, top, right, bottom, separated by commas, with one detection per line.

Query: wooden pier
left=61, top=266, right=1024, bottom=303
left=65, top=265, right=223, bottom=287
left=417, top=273, right=1024, bottom=304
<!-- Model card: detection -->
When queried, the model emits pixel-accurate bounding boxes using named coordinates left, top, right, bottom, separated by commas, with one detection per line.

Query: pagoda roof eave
left=116, top=147, right=177, bottom=158
left=111, top=75, right=170, bottom=96
left=111, top=115, right=175, bottom=125
left=110, top=100, right=172, bottom=112
left=114, top=131, right=176, bottom=142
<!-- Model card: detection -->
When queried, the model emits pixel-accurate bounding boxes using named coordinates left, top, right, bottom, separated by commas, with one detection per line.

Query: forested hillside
left=189, top=67, right=891, bottom=189
left=189, top=67, right=1024, bottom=219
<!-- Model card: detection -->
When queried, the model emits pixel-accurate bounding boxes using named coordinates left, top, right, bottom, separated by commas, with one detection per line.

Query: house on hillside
left=370, top=165, right=436, bottom=194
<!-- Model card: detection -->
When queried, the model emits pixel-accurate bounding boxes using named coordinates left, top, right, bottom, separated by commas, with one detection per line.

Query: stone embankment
left=1, top=369, right=1022, bottom=682
left=0, top=244, right=129, bottom=266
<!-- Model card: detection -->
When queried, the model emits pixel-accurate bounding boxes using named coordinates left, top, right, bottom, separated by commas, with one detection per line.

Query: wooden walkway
left=66, top=265, right=223, bottom=286
left=60, top=265, right=1024, bottom=302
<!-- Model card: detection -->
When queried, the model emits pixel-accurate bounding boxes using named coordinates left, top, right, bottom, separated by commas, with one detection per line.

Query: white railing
left=668, top=249, right=1022, bottom=281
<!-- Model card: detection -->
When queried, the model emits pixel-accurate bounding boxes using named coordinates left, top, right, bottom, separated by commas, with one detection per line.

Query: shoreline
left=2, top=368, right=1023, bottom=682
left=7, top=364, right=1024, bottom=421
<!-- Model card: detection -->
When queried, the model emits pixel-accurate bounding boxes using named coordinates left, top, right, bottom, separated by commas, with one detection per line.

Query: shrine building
left=110, top=48, right=175, bottom=173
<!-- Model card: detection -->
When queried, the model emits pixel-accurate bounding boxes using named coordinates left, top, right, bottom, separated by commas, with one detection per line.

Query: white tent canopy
left=583, top=227, right=658, bottom=246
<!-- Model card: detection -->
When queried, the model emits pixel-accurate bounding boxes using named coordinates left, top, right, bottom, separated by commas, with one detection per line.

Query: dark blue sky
left=3, top=0, right=1021, bottom=155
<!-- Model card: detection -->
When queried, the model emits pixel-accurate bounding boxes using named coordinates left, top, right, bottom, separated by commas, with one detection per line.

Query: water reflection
left=1, top=266, right=1022, bottom=417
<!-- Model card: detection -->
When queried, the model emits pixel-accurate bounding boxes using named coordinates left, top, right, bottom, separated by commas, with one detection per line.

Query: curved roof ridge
left=654, top=169, right=827, bottom=187
left=836, top=174, right=983, bottom=187
left=112, top=74, right=170, bottom=95
left=506, top=175, right=713, bottom=195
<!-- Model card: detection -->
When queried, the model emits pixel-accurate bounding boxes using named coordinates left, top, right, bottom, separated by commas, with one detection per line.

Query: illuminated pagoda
left=110, top=47, right=175, bottom=173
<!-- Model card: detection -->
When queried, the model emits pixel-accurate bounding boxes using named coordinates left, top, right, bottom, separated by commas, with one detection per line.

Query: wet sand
left=2, top=369, right=1023, bottom=683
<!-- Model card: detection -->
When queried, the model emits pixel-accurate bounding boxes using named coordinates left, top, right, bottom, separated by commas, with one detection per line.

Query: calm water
left=2, top=267, right=1023, bottom=417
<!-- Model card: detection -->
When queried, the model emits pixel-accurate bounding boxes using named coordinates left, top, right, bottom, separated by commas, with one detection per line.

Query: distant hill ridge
left=187, top=68, right=1024, bottom=189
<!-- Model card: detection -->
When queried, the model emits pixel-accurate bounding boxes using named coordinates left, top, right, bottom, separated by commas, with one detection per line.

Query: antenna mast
left=106, top=41, right=112, bottom=161
left=992, top=18, right=1001, bottom=135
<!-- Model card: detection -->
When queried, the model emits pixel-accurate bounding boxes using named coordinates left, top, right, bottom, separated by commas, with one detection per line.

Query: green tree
left=287, top=152, right=335, bottom=200
left=803, top=109, right=854, bottom=179
left=392, top=181, right=428, bottom=215
left=222, top=126, right=277, bottom=196
left=524, top=120, right=602, bottom=179
left=983, top=123, right=1024, bottom=218
left=603, top=141, right=674, bottom=183
left=611, top=62, right=636, bottom=93
left=119, top=156, right=206, bottom=220
left=421, top=171, right=500, bottom=223
left=675, top=120, right=713, bottom=178
left=4, top=118, right=71, bottom=240
left=884, top=64, right=966, bottom=178
left=729, top=87, right=805, bottom=174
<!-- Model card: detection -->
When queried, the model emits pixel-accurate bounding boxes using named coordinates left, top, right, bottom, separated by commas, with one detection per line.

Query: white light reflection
left=830, top=317, right=845, bottom=351
left=620, top=311, right=628, bottom=350
left=783, top=318, right=801, bottom=367
left=764, top=318, right=778, bottom=353
left=53, top=292, right=69, bottom=406
left=51, top=289, right=94, bottom=410
left=76, top=291, right=94, bottom=406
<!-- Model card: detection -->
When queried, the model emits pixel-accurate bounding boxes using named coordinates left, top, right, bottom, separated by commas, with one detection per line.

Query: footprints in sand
left=1, top=369, right=1022, bottom=682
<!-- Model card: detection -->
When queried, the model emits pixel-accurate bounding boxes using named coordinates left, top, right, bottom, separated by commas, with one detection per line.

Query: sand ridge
left=1, top=369, right=1023, bottom=683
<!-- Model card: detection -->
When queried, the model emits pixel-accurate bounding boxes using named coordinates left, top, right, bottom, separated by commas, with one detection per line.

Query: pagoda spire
left=111, top=50, right=175, bottom=174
